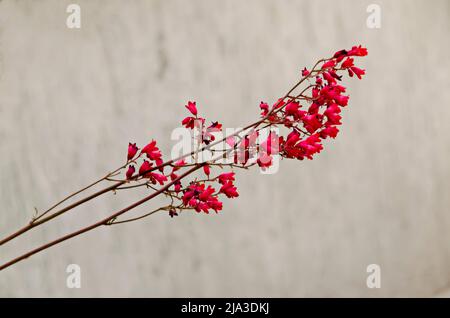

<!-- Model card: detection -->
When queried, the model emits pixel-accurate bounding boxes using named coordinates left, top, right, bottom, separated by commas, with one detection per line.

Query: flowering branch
left=0, top=45, right=367, bottom=271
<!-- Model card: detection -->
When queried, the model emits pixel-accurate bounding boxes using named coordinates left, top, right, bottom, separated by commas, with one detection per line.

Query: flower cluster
left=123, top=45, right=367, bottom=218
left=255, top=45, right=367, bottom=164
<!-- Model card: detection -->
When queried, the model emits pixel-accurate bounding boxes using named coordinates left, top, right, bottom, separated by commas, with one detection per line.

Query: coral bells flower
left=218, top=172, right=235, bottom=184
left=149, top=172, right=167, bottom=185
left=341, top=57, right=354, bottom=69
left=138, top=160, right=152, bottom=177
left=181, top=116, right=196, bottom=129
left=219, top=181, right=239, bottom=198
left=260, top=102, right=269, bottom=117
left=285, top=101, right=301, bottom=118
left=321, top=60, right=336, bottom=69
left=299, top=134, right=323, bottom=160
left=127, top=143, right=138, bottom=161
left=126, top=165, right=135, bottom=179
left=203, top=164, right=210, bottom=177
left=320, top=126, right=339, bottom=139
left=141, top=140, right=163, bottom=168
left=348, top=66, right=365, bottom=79
left=301, top=67, right=310, bottom=77
left=185, top=101, right=198, bottom=116
left=347, top=45, right=368, bottom=57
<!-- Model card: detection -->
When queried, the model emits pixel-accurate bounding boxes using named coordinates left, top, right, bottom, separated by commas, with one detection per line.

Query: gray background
left=1, top=0, right=450, bottom=297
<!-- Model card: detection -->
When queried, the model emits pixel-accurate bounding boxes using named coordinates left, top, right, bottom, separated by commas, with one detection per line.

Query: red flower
left=126, top=165, right=135, bottom=179
left=182, top=116, right=196, bottom=129
left=286, top=130, right=301, bottom=146
left=322, top=71, right=336, bottom=85
left=302, top=113, right=323, bottom=134
left=207, top=199, right=223, bottom=213
left=324, top=103, right=342, bottom=125
left=150, top=172, right=167, bottom=185
left=139, top=160, right=153, bottom=177
left=185, top=101, right=198, bottom=116
left=198, top=185, right=215, bottom=201
left=301, top=67, right=310, bottom=77
left=333, top=49, right=348, bottom=62
left=218, top=172, right=235, bottom=184
left=341, top=57, right=354, bottom=69
left=173, top=159, right=186, bottom=171
left=127, top=143, right=138, bottom=161
left=219, top=181, right=239, bottom=198
left=174, top=181, right=182, bottom=192
left=349, top=66, right=366, bottom=79
left=285, top=101, right=300, bottom=117
left=203, top=164, right=210, bottom=177
left=321, top=60, right=336, bottom=69
left=257, top=152, right=273, bottom=170
left=260, top=101, right=269, bottom=117
left=141, top=140, right=162, bottom=162
left=273, top=98, right=286, bottom=109
left=320, top=126, right=339, bottom=139
left=347, top=45, right=368, bottom=57
left=299, top=134, right=323, bottom=159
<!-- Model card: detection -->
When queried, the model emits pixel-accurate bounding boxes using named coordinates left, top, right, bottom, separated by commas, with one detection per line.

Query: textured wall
left=1, top=0, right=450, bottom=297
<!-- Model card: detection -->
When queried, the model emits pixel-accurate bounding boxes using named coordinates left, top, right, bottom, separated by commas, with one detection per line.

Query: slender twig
left=107, top=207, right=167, bottom=225
left=0, top=164, right=205, bottom=271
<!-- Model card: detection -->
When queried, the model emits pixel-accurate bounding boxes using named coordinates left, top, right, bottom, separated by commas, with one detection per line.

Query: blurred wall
left=1, top=0, right=450, bottom=297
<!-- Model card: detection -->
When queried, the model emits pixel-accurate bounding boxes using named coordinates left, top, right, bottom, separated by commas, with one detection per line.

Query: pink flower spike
left=185, top=101, right=198, bottom=116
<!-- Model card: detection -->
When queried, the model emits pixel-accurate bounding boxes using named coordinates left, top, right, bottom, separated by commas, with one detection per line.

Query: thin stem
left=0, top=164, right=205, bottom=271
left=107, top=207, right=166, bottom=225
